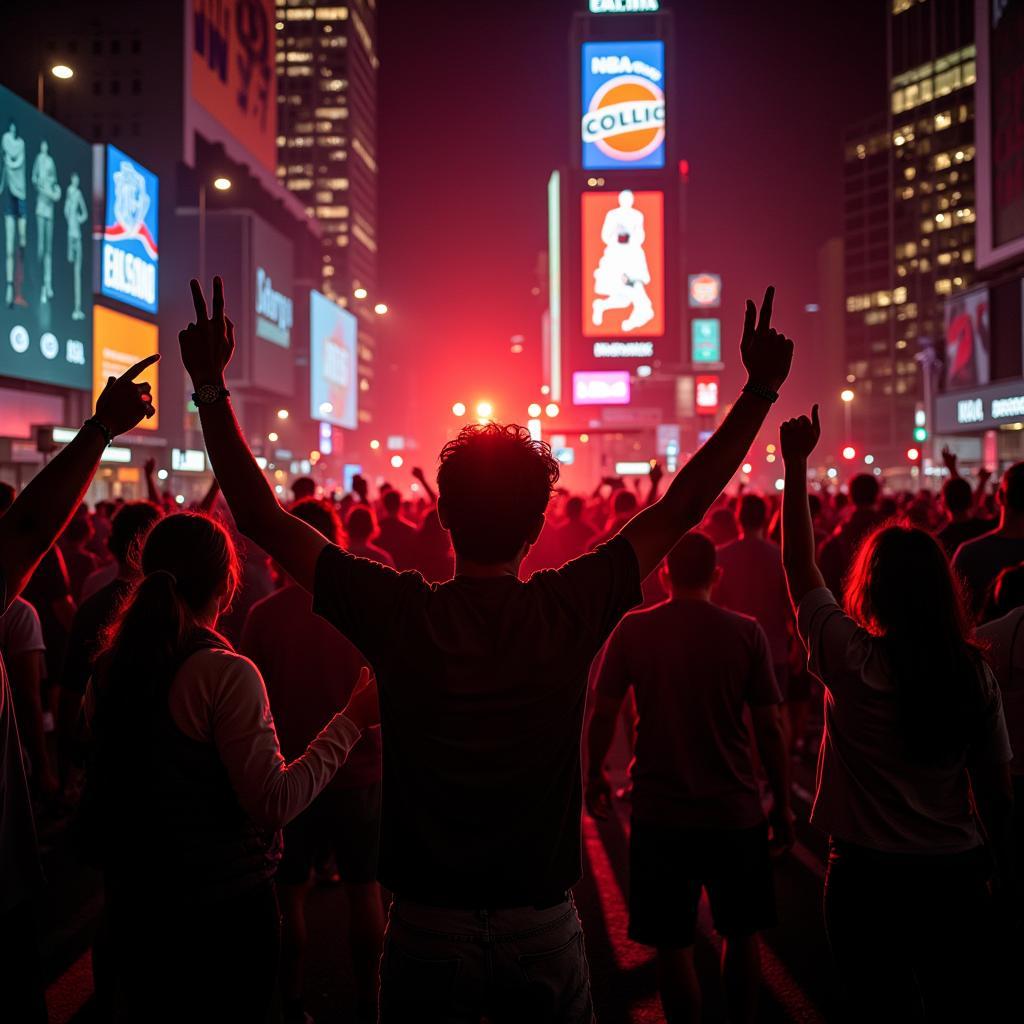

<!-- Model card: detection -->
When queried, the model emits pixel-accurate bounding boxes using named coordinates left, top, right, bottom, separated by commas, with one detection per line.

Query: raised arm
left=412, top=466, right=437, bottom=505
left=143, top=457, right=161, bottom=505
left=0, top=357, right=157, bottom=612
left=620, top=287, right=793, bottom=579
left=780, top=404, right=826, bottom=606
left=179, top=278, right=328, bottom=592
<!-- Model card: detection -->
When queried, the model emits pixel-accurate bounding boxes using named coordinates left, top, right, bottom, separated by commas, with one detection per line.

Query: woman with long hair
left=779, top=406, right=1013, bottom=1022
left=84, top=512, right=377, bottom=1022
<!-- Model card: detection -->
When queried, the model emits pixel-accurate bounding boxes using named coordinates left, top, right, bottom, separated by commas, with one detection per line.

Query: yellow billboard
left=93, top=305, right=159, bottom=430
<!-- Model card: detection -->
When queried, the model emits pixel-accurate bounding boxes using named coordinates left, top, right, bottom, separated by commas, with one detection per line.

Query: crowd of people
left=0, top=278, right=1021, bottom=1023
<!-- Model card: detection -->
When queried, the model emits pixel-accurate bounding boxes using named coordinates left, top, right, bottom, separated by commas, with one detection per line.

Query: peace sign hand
left=94, top=353, right=159, bottom=436
left=178, top=276, right=236, bottom=386
left=741, top=286, right=793, bottom=393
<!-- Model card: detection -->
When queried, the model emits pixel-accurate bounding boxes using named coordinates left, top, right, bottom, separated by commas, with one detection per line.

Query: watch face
left=197, top=384, right=219, bottom=404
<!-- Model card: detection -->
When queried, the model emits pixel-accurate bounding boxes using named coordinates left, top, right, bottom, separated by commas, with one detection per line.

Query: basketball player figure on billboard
left=64, top=171, right=88, bottom=320
left=32, top=140, right=61, bottom=306
left=592, top=189, right=655, bottom=333
left=1, top=120, right=28, bottom=308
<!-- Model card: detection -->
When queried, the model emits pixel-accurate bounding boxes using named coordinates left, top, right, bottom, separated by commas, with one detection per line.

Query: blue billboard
left=310, top=290, right=358, bottom=430
left=100, top=144, right=158, bottom=314
left=581, top=40, right=666, bottom=170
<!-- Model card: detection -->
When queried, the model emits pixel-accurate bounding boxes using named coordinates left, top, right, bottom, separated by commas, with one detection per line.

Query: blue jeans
left=379, top=895, right=594, bottom=1023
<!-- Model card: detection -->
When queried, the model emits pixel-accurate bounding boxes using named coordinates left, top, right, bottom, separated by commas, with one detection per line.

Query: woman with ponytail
left=86, top=512, right=377, bottom=1021
left=779, top=406, right=1013, bottom=1022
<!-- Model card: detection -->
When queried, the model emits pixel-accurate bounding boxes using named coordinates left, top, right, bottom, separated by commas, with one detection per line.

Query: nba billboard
left=310, top=290, right=358, bottom=430
left=100, top=145, right=158, bottom=314
left=581, top=40, right=665, bottom=170
left=582, top=190, right=664, bottom=338
left=0, top=85, right=92, bottom=389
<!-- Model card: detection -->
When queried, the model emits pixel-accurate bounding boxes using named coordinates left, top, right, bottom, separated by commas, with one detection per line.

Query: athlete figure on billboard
left=32, top=140, right=61, bottom=306
left=64, top=171, right=88, bottom=320
left=1, top=121, right=28, bottom=308
left=592, top=190, right=655, bottom=333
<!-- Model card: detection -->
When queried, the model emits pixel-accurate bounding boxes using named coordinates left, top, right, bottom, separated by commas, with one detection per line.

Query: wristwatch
left=192, top=384, right=231, bottom=405
left=741, top=381, right=779, bottom=404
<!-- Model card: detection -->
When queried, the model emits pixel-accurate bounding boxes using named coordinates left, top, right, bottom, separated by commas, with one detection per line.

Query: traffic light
left=913, top=426, right=928, bottom=443
left=906, top=446, right=921, bottom=463
left=842, top=445, right=857, bottom=461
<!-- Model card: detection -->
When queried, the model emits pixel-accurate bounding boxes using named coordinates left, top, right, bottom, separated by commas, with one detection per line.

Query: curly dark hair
left=437, top=422, right=560, bottom=564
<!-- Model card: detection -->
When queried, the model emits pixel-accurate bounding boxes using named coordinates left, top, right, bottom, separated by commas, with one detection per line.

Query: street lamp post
left=841, top=388, right=855, bottom=441
left=37, top=64, right=74, bottom=112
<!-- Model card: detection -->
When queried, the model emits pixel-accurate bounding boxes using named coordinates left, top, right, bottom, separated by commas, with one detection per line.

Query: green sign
left=691, top=318, right=721, bottom=364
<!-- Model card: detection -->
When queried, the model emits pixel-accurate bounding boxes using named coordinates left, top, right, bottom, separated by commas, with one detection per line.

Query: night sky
left=378, top=0, right=888, bottom=450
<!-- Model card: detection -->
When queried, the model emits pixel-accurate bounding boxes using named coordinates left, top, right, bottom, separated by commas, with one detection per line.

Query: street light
left=545, top=403, right=560, bottom=418
left=374, top=302, right=388, bottom=315
left=452, top=401, right=466, bottom=416
left=354, top=286, right=368, bottom=299
left=841, top=388, right=855, bottom=441
left=370, top=439, right=381, bottom=450
left=198, top=175, right=231, bottom=289
left=37, top=63, right=74, bottom=111
left=276, top=408, right=289, bottom=420
left=476, top=401, right=493, bottom=419
left=391, top=454, right=404, bottom=469
left=527, top=402, right=542, bottom=418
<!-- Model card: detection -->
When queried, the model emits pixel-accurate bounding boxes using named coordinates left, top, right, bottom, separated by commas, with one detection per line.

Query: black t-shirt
left=313, top=535, right=642, bottom=908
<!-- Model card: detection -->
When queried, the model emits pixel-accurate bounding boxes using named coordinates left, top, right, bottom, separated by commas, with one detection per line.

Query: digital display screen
left=100, top=145, right=158, bottom=314
left=0, top=85, right=92, bottom=389
left=310, top=289, right=358, bottom=429
left=992, top=0, right=1024, bottom=248
left=688, top=273, right=722, bottom=308
left=573, top=370, right=631, bottom=405
left=581, top=40, right=665, bottom=170
left=695, top=374, right=720, bottom=414
left=93, top=305, right=159, bottom=430
left=944, top=287, right=990, bottom=390
left=192, top=0, right=277, bottom=174
left=582, top=190, right=664, bottom=338
left=691, top=318, right=721, bottom=363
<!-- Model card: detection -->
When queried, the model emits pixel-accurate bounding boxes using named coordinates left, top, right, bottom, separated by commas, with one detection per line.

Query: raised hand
left=94, top=353, right=159, bottom=436
left=649, top=461, right=664, bottom=488
left=352, top=473, right=369, bottom=501
left=179, top=276, right=235, bottom=386
left=412, top=466, right=426, bottom=483
left=741, top=286, right=793, bottom=393
left=941, top=445, right=959, bottom=477
left=780, top=404, right=821, bottom=462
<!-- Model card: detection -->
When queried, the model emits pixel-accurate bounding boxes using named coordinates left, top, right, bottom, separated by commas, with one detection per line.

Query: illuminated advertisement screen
left=688, top=273, right=722, bottom=308
left=582, top=190, right=664, bottom=338
left=0, top=85, right=92, bottom=389
left=310, top=290, right=357, bottom=429
left=581, top=40, right=665, bottom=170
left=192, top=0, right=277, bottom=174
left=93, top=305, right=159, bottom=430
left=101, top=145, right=158, bottom=314
left=992, top=0, right=1024, bottom=249
left=944, top=287, right=990, bottom=390
left=695, top=374, right=720, bottom=414
left=573, top=370, right=631, bottom=405
left=691, top=318, right=721, bottom=363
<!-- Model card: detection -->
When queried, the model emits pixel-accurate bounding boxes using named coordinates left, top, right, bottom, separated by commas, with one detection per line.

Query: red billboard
left=582, top=190, right=664, bottom=338
left=695, top=375, right=720, bottom=415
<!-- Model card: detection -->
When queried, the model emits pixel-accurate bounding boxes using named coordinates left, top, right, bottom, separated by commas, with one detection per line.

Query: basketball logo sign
left=582, top=40, right=666, bottom=170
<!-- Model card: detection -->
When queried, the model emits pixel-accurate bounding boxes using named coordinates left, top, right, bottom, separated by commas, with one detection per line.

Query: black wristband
left=742, top=382, right=779, bottom=404
left=83, top=417, right=113, bottom=446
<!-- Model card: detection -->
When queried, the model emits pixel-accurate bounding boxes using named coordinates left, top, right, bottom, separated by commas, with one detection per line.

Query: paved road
left=39, top=754, right=843, bottom=1023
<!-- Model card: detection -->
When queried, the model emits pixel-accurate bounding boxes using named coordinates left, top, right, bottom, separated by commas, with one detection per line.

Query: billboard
left=573, top=369, right=631, bottom=405
left=192, top=0, right=277, bottom=175
left=688, top=273, right=722, bottom=308
left=0, top=85, right=92, bottom=389
left=695, top=374, right=720, bottom=415
left=582, top=190, right=664, bottom=338
left=581, top=40, right=666, bottom=170
left=691, top=318, right=721, bottom=364
left=93, top=305, right=159, bottom=430
left=944, top=287, right=990, bottom=391
left=310, top=290, right=358, bottom=429
left=991, top=0, right=1024, bottom=251
left=100, top=145, right=159, bottom=314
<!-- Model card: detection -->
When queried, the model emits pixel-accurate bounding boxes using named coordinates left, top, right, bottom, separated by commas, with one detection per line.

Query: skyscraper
left=842, top=0, right=975, bottom=466
left=276, top=0, right=379, bottom=427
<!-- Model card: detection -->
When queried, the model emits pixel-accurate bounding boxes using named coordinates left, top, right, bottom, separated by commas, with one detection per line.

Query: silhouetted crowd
left=1, top=282, right=1022, bottom=1023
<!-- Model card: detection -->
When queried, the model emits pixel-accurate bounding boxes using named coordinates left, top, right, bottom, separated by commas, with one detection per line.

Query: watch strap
left=82, top=417, right=113, bottom=446
left=192, top=385, right=231, bottom=405
left=742, top=381, right=779, bottom=404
